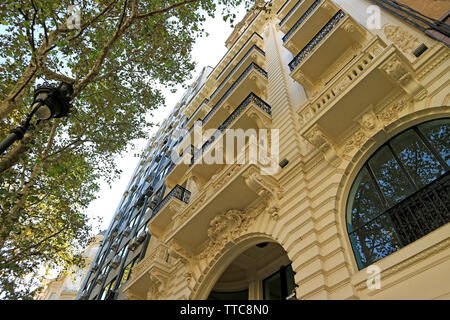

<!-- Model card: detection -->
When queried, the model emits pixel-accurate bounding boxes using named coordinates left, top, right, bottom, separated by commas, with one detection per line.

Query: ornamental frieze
left=383, top=24, right=420, bottom=57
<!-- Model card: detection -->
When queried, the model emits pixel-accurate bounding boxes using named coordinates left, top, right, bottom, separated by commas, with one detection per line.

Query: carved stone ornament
left=167, top=239, right=194, bottom=263
left=198, top=199, right=270, bottom=262
left=358, top=110, right=379, bottom=132
left=381, top=56, right=410, bottom=81
left=340, top=129, right=368, bottom=159
left=339, top=96, right=411, bottom=158
left=208, top=209, right=244, bottom=243
left=383, top=24, right=420, bottom=56
left=376, top=97, right=410, bottom=124
left=241, top=166, right=282, bottom=219
left=380, top=55, right=427, bottom=101
left=344, top=22, right=356, bottom=33
left=146, top=276, right=163, bottom=300
left=303, top=125, right=341, bottom=167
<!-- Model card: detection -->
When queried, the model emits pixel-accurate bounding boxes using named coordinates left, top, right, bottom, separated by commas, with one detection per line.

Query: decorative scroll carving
left=242, top=166, right=282, bottom=219
left=168, top=239, right=194, bottom=263
left=381, top=56, right=410, bottom=81
left=338, top=96, right=412, bottom=158
left=344, top=22, right=356, bottom=33
left=303, top=124, right=340, bottom=167
left=340, top=129, right=368, bottom=159
left=380, top=55, right=427, bottom=101
left=208, top=209, right=244, bottom=243
left=383, top=24, right=420, bottom=56
left=198, top=205, right=265, bottom=262
left=376, top=97, right=410, bottom=124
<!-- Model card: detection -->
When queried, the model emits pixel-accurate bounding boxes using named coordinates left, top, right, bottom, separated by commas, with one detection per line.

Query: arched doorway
left=206, top=242, right=296, bottom=300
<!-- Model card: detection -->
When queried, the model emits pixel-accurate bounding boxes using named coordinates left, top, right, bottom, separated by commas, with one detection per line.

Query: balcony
left=164, top=161, right=281, bottom=254
left=188, top=93, right=272, bottom=183
left=288, top=10, right=370, bottom=95
left=282, top=0, right=340, bottom=55
left=147, top=185, right=191, bottom=239
left=122, top=244, right=173, bottom=300
left=202, top=62, right=268, bottom=133
left=216, top=32, right=264, bottom=84
left=164, top=145, right=196, bottom=189
left=298, top=36, right=427, bottom=161
left=209, top=44, right=266, bottom=107
left=185, top=99, right=210, bottom=133
left=277, top=0, right=300, bottom=23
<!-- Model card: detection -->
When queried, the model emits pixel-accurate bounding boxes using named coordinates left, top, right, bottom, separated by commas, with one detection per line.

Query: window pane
left=349, top=214, right=401, bottom=269
left=368, top=145, right=415, bottom=206
left=284, top=265, right=296, bottom=297
left=418, top=119, right=450, bottom=167
left=263, top=271, right=282, bottom=300
left=346, top=167, right=385, bottom=231
left=390, top=129, right=445, bottom=188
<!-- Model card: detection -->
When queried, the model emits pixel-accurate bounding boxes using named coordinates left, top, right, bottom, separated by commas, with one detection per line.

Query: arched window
left=347, top=118, right=450, bottom=270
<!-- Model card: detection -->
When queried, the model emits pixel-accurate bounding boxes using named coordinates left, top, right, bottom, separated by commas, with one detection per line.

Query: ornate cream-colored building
left=36, top=233, right=104, bottom=300
left=79, top=0, right=449, bottom=300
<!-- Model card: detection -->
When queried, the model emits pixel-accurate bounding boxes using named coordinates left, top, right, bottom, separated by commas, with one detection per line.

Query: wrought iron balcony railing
left=202, top=62, right=268, bottom=126
left=190, top=93, right=271, bottom=166
left=288, top=10, right=346, bottom=71
left=389, top=171, right=450, bottom=246
left=349, top=170, right=450, bottom=269
left=282, top=0, right=323, bottom=42
left=210, top=44, right=266, bottom=101
left=151, top=185, right=191, bottom=218
left=279, top=0, right=305, bottom=27
left=216, top=32, right=264, bottom=80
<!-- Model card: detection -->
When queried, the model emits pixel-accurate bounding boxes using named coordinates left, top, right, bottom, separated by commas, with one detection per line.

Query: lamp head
left=32, top=82, right=74, bottom=120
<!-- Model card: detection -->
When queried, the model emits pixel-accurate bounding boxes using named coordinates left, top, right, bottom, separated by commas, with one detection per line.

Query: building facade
left=78, top=0, right=450, bottom=300
left=36, top=232, right=104, bottom=300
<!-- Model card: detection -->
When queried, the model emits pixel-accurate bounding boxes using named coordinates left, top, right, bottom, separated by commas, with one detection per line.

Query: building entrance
left=207, top=242, right=295, bottom=300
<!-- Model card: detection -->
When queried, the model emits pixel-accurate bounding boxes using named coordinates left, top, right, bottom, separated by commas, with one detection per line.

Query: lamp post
left=0, top=82, right=74, bottom=155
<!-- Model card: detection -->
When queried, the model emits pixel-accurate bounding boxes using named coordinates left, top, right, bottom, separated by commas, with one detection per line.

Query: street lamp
left=0, top=81, right=74, bottom=155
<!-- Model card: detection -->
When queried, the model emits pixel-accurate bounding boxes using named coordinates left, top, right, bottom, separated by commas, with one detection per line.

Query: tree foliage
left=0, top=0, right=260, bottom=299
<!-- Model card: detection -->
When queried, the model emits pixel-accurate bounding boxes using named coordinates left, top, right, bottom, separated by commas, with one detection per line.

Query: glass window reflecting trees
left=347, top=119, right=450, bottom=270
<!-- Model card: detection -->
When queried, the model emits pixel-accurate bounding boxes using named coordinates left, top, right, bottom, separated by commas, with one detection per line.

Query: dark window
left=347, top=119, right=450, bottom=270
left=208, top=289, right=249, bottom=300
left=263, top=264, right=295, bottom=300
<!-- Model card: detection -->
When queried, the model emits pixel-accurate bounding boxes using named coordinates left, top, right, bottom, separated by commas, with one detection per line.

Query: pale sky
left=86, top=7, right=248, bottom=233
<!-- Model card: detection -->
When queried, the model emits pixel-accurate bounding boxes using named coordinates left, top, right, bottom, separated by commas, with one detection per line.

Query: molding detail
left=383, top=24, right=420, bottom=56
left=375, top=96, right=411, bottom=125
left=379, top=55, right=427, bottom=101
left=123, top=244, right=173, bottom=300
left=303, top=124, right=341, bottom=167
left=355, top=238, right=450, bottom=291
left=338, top=96, right=412, bottom=158
left=197, top=204, right=266, bottom=262
left=242, top=166, right=282, bottom=219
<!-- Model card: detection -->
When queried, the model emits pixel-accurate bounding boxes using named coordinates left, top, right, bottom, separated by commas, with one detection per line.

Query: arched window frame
left=347, top=118, right=450, bottom=270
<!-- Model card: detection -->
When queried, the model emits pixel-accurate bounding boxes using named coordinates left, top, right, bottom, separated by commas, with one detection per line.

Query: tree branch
left=136, top=0, right=200, bottom=19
